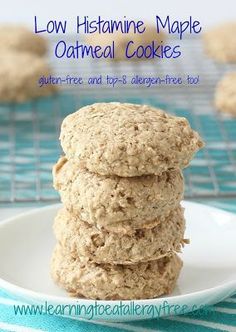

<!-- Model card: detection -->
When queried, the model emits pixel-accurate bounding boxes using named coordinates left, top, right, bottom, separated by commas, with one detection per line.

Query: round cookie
left=60, top=103, right=204, bottom=177
left=85, top=25, right=165, bottom=61
left=51, top=244, right=183, bottom=300
left=215, top=72, right=236, bottom=116
left=203, top=22, right=236, bottom=63
left=0, top=51, right=57, bottom=102
left=54, top=207, right=186, bottom=265
left=0, top=25, right=47, bottom=56
left=53, top=156, right=184, bottom=226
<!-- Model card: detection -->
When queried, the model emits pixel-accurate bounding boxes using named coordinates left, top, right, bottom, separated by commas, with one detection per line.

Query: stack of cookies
left=51, top=102, right=204, bottom=300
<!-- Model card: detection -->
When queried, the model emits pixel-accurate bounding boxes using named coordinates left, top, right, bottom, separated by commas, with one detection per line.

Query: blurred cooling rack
left=0, top=36, right=236, bottom=204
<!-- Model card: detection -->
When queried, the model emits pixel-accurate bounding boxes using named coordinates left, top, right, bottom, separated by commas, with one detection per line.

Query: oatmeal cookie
left=51, top=244, right=183, bottom=300
left=60, top=102, right=204, bottom=177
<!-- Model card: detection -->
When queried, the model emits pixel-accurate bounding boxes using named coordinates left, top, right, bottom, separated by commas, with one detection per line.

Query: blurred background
left=0, top=0, right=236, bottom=213
left=1, top=0, right=236, bottom=28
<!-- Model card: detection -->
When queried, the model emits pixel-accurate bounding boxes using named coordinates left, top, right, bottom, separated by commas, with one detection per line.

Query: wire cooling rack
left=0, top=36, right=236, bottom=203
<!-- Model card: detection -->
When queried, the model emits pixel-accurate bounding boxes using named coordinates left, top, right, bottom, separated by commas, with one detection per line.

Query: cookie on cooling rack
left=53, top=207, right=186, bottom=265
left=0, top=25, right=47, bottom=56
left=215, top=72, right=236, bottom=116
left=0, top=51, right=57, bottom=102
left=51, top=244, right=183, bottom=300
left=60, top=102, right=204, bottom=177
left=203, top=22, right=236, bottom=63
left=85, top=25, right=165, bottom=61
left=53, top=156, right=184, bottom=226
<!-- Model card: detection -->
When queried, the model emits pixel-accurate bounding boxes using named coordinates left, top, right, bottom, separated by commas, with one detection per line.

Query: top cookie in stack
left=51, top=102, right=204, bottom=300
left=60, top=102, right=203, bottom=177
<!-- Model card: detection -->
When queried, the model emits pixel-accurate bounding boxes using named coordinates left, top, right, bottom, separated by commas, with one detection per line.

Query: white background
left=0, top=0, right=235, bottom=31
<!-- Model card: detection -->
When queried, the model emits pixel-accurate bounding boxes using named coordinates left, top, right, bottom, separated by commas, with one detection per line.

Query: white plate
left=0, top=201, right=235, bottom=322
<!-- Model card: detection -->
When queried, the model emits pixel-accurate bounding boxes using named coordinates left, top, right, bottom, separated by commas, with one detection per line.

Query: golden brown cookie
left=85, top=25, right=165, bottom=61
left=203, top=22, right=236, bottom=63
left=53, top=156, right=184, bottom=226
left=53, top=207, right=186, bottom=265
left=51, top=244, right=183, bottom=300
left=60, top=102, right=204, bottom=177
left=0, top=25, right=47, bottom=56
left=215, top=72, right=236, bottom=116
left=0, top=51, right=57, bottom=102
